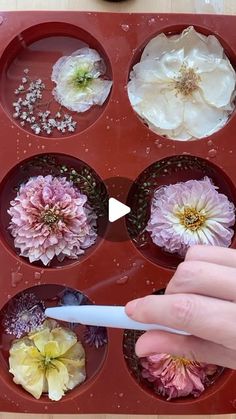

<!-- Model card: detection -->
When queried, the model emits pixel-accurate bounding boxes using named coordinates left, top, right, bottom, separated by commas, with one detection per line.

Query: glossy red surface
left=0, top=10, right=235, bottom=415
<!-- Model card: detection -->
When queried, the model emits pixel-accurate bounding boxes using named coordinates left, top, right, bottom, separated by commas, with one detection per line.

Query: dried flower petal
left=141, top=354, right=220, bottom=400
left=3, top=292, right=45, bottom=338
left=9, top=320, right=86, bottom=400
left=51, top=47, right=113, bottom=113
left=146, top=177, right=235, bottom=256
left=84, top=326, right=107, bottom=349
left=8, top=175, right=97, bottom=266
left=128, top=26, right=236, bottom=140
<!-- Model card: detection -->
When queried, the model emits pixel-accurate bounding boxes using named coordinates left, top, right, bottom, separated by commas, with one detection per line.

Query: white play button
left=108, top=197, right=131, bottom=222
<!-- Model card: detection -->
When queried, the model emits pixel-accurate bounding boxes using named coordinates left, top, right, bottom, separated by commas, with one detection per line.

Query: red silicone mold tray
left=0, top=10, right=236, bottom=415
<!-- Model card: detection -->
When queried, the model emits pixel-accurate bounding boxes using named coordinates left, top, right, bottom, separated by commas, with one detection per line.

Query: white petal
left=141, top=32, right=170, bottom=61
left=171, top=26, right=223, bottom=58
left=185, top=52, right=219, bottom=73
left=52, top=47, right=103, bottom=84
left=184, top=91, right=229, bottom=138
left=53, top=79, right=112, bottom=113
left=137, top=87, right=184, bottom=130
left=131, top=50, right=184, bottom=85
left=199, top=61, right=236, bottom=108
left=153, top=124, right=192, bottom=141
left=52, top=48, right=112, bottom=113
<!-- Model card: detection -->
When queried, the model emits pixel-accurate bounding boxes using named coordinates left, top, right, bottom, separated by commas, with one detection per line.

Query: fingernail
left=125, top=298, right=141, bottom=316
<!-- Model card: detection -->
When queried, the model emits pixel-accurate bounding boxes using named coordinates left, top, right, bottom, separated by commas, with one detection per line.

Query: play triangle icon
left=108, top=197, right=131, bottom=222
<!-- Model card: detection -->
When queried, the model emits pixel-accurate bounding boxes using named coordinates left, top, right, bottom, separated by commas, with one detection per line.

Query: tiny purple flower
left=3, top=292, right=45, bottom=338
left=84, top=326, right=108, bottom=349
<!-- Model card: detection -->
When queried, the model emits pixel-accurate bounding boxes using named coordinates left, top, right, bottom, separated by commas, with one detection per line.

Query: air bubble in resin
left=0, top=284, right=108, bottom=401
left=0, top=153, right=108, bottom=268
left=126, top=155, right=236, bottom=269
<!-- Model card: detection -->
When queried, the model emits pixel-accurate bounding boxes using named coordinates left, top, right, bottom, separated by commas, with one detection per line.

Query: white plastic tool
left=45, top=305, right=190, bottom=335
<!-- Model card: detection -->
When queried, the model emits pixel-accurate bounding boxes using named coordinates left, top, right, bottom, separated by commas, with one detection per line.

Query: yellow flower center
left=177, top=207, right=206, bottom=231
left=174, top=63, right=201, bottom=96
left=171, top=355, right=192, bottom=366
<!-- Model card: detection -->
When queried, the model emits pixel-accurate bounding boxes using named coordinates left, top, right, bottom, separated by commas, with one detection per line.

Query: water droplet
left=23, top=150, right=27, bottom=154
left=119, top=392, right=124, bottom=397
left=28, top=142, right=32, bottom=147
left=34, top=272, right=42, bottom=280
left=7, top=295, right=11, bottom=299
left=0, top=16, right=4, bottom=25
left=148, top=17, right=155, bottom=25
left=11, top=272, right=23, bottom=287
left=146, top=280, right=150, bottom=285
left=207, top=139, right=213, bottom=146
left=116, top=275, right=129, bottom=285
left=208, top=148, right=217, bottom=158
left=85, top=148, right=89, bottom=152
left=106, top=125, right=110, bottom=130
left=157, top=143, right=162, bottom=149
left=90, top=393, right=94, bottom=397
left=146, top=146, right=150, bottom=154
left=121, top=24, right=129, bottom=32
left=116, top=263, right=120, bottom=267
left=229, top=150, right=233, bottom=154
left=44, top=406, right=48, bottom=410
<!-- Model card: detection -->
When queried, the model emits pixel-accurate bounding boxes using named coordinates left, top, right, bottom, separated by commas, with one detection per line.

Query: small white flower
left=128, top=26, right=236, bottom=140
left=51, top=47, right=113, bottom=113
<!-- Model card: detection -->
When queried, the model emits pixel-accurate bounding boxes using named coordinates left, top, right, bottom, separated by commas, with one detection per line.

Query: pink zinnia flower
left=141, top=354, right=219, bottom=400
left=146, top=177, right=235, bottom=256
left=8, top=175, right=97, bottom=266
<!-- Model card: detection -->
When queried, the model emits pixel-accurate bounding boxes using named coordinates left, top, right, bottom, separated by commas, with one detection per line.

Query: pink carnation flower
left=141, top=354, right=219, bottom=400
left=8, top=175, right=97, bottom=266
left=146, top=177, right=235, bottom=256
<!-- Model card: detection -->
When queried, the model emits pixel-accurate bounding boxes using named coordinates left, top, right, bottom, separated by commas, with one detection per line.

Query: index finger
left=186, top=245, right=236, bottom=267
left=125, top=294, right=236, bottom=346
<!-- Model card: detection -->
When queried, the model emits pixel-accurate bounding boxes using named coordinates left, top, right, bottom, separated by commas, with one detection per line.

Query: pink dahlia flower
left=8, top=175, right=97, bottom=265
left=141, top=354, right=219, bottom=400
left=146, top=177, right=235, bottom=256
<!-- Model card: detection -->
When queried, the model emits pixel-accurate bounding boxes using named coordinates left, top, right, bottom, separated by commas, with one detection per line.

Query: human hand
left=125, top=245, right=236, bottom=369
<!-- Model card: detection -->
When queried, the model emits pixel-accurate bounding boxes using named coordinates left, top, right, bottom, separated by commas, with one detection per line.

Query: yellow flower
left=9, top=319, right=86, bottom=401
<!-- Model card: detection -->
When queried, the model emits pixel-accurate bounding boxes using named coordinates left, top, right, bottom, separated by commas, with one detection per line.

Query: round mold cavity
left=123, top=288, right=227, bottom=404
left=0, top=153, right=108, bottom=268
left=126, top=155, right=236, bottom=269
left=0, top=22, right=113, bottom=139
left=127, top=24, right=236, bottom=142
left=123, top=328, right=227, bottom=404
left=0, top=284, right=108, bottom=403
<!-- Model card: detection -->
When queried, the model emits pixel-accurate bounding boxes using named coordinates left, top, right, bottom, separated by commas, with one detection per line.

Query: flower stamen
left=177, top=207, right=206, bottom=231
left=171, top=355, right=192, bottom=366
left=71, top=68, right=93, bottom=89
left=174, top=63, right=201, bottom=97
left=41, top=209, right=60, bottom=225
